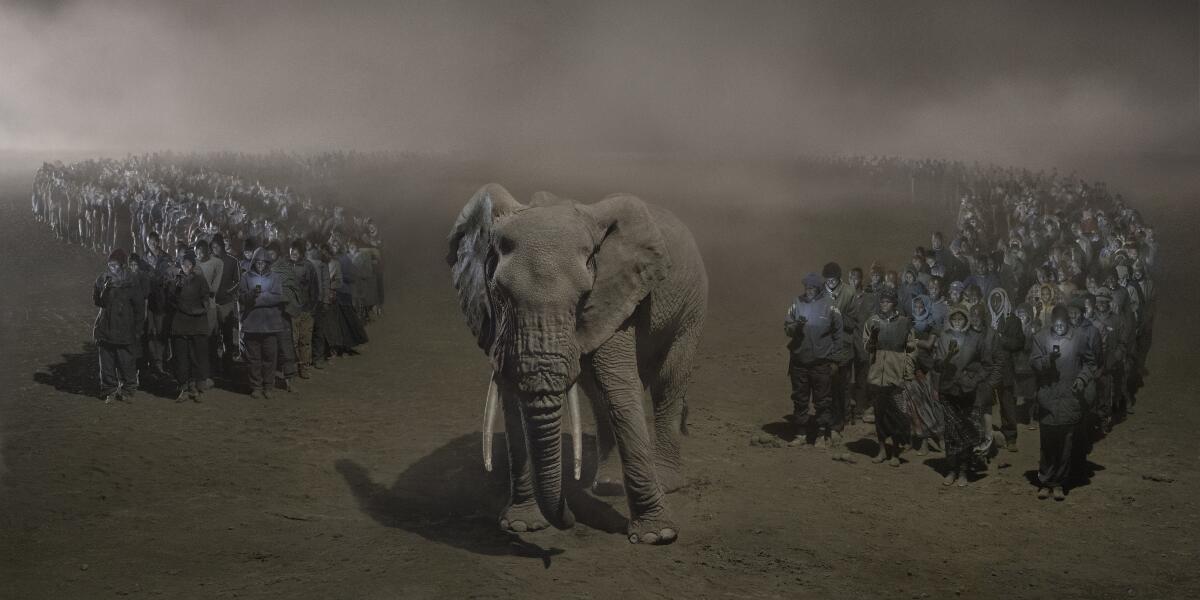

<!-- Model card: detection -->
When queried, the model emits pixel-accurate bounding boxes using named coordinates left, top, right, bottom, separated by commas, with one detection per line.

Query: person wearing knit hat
left=861, top=285, right=914, bottom=467
left=784, top=271, right=844, bottom=448
left=1030, top=302, right=1099, bottom=501
left=94, top=248, right=142, bottom=404
left=821, top=261, right=855, bottom=435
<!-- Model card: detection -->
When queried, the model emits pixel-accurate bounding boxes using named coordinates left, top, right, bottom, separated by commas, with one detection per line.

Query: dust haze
left=2, top=0, right=1196, bottom=181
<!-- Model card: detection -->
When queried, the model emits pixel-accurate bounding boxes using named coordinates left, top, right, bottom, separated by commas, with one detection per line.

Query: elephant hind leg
left=650, top=326, right=702, bottom=494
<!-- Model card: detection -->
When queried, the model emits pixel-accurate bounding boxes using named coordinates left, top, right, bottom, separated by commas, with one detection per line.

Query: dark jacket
left=1030, top=326, right=1099, bottom=426
left=214, top=253, right=240, bottom=305
left=784, top=291, right=844, bottom=366
left=93, top=271, right=144, bottom=345
left=289, top=259, right=320, bottom=313
left=932, top=316, right=988, bottom=397
left=166, top=270, right=211, bottom=337
left=271, top=257, right=304, bottom=318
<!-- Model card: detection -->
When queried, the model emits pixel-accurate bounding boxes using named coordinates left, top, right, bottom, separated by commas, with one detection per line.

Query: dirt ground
left=2, top=156, right=1198, bottom=599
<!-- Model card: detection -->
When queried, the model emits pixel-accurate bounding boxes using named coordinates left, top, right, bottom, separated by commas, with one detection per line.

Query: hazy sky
left=1, top=0, right=1196, bottom=170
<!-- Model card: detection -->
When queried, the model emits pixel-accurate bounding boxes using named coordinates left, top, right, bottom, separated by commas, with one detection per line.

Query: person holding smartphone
left=1030, top=305, right=1099, bottom=501
left=239, top=248, right=285, bottom=399
left=932, top=306, right=987, bottom=487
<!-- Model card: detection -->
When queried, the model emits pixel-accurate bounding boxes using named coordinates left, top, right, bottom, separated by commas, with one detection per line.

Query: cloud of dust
left=0, top=0, right=1196, bottom=177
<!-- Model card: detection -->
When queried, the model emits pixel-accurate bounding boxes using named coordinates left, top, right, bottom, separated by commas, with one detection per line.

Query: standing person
left=1089, top=289, right=1133, bottom=429
left=332, top=238, right=368, bottom=354
left=192, top=239, right=222, bottom=389
left=307, top=242, right=332, bottom=369
left=933, top=307, right=988, bottom=486
left=1030, top=306, right=1098, bottom=501
left=93, top=249, right=143, bottom=404
left=210, top=234, right=241, bottom=375
left=847, top=267, right=876, bottom=426
left=288, top=240, right=320, bottom=379
left=141, top=231, right=172, bottom=376
left=986, top=288, right=1025, bottom=450
left=862, top=288, right=915, bottom=466
left=240, top=249, right=285, bottom=399
left=267, top=241, right=300, bottom=391
left=822, top=262, right=855, bottom=435
left=166, top=252, right=211, bottom=403
left=349, top=237, right=380, bottom=323
left=784, top=273, right=844, bottom=448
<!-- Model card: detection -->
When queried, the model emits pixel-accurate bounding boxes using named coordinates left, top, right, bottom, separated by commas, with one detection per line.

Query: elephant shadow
left=335, top=432, right=627, bottom=560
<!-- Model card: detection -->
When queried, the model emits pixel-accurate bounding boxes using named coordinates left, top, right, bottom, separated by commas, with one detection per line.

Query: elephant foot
left=627, top=513, right=679, bottom=545
left=499, top=500, right=550, bottom=533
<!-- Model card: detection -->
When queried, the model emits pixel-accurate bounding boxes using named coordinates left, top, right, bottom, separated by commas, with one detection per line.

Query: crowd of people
left=784, top=166, right=1158, bottom=500
left=34, top=155, right=386, bottom=403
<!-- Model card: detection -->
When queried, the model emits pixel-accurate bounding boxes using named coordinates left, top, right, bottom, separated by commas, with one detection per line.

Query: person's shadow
left=34, top=342, right=178, bottom=399
left=335, top=432, right=627, bottom=564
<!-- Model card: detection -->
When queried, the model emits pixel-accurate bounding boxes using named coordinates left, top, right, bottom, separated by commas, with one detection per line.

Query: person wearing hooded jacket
left=1030, top=305, right=1099, bottom=501
left=933, top=305, right=988, bottom=486
left=240, top=248, right=285, bottom=399
left=784, top=272, right=844, bottom=448
left=94, top=248, right=144, bottom=403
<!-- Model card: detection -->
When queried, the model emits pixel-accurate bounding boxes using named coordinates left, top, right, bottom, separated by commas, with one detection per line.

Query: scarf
left=987, top=288, right=1012, bottom=330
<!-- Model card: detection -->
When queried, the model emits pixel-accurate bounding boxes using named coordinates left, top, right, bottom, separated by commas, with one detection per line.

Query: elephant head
left=447, top=183, right=671, bottom=528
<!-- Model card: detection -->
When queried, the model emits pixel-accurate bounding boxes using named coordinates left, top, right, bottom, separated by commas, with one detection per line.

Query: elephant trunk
left=521, top=392, right=575, bottom=529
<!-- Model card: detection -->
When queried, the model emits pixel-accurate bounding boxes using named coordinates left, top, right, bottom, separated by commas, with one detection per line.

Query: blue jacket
left=784, top=291, right=843, bottom=365
left=240, top=269, right=286, bottom=333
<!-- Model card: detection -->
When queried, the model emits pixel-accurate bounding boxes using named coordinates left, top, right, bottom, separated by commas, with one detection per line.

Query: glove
left=1071, top=377, right=1086, bottom=394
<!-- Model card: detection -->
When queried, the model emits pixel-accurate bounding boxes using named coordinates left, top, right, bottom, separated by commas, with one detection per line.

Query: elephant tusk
left=568, top=383, right=582, bottom=481
left=482, top=374, right=499, bottom=472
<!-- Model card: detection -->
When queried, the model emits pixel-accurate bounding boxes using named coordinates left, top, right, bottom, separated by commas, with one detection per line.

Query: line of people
left=784, top=169, right=1158, bottom=500
left=92, top=228, right=383, bottom=403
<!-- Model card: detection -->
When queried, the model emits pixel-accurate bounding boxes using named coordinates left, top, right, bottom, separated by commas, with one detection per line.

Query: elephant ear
left=576, top=194, right=672, bottom=353
left=447, top=183, right=524, bottom=351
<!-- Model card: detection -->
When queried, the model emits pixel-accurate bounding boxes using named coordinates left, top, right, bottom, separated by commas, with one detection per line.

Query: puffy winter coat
left=784, top=291, right=843, bottom=366
left=93, top=271, right=144, bottom=345
left=1030, top=326, right=1099, bottom=426
left=165, top=271, right=211, bottom=337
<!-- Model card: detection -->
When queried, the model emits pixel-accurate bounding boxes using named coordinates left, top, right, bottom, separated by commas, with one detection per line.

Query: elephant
left=447, top=183, right=708, bottom=545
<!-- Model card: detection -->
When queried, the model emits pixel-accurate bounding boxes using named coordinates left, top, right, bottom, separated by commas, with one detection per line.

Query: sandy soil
left=1, top=157, right=1198, bottom=599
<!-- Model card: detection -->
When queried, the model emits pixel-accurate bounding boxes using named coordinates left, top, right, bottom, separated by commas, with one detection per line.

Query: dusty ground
left=1, top=156, right=1198, bottom=599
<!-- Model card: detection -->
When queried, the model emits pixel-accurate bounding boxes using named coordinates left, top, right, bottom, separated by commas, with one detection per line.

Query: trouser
left=292, top=311, right=314, bottom=369
left=996, top=384, right=1018, bottom=443
left=244, top=333, right=278, bottom=391
left=789, top=360, right=835, bottom=432
left=212, top=300, right=238, bottom=374
left=868, top=384, right=908, bottom=444
left=832, top=361, right=854, bottom=431
left=1038, top=423, right=1076, bottom=488
left=170, top=335, right=209, bottom=387
left=276, top=316, right=298, bottom=379
left=144, top=311, right=167, bottom=369
left=852, top=358, right=870, bottom=417
left=312, top=303, right=333, bottom=361
left=98, top=341, right=138, bottom=397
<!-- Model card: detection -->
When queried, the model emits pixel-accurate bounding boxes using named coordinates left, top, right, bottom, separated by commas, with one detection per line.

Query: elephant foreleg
left=591, top=325, right=677, bottom=545
left=500, top=388, right=548, bottom=533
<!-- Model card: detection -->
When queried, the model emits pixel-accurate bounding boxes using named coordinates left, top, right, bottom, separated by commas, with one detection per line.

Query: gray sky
left=1, top=0, right=1196, bottom=171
